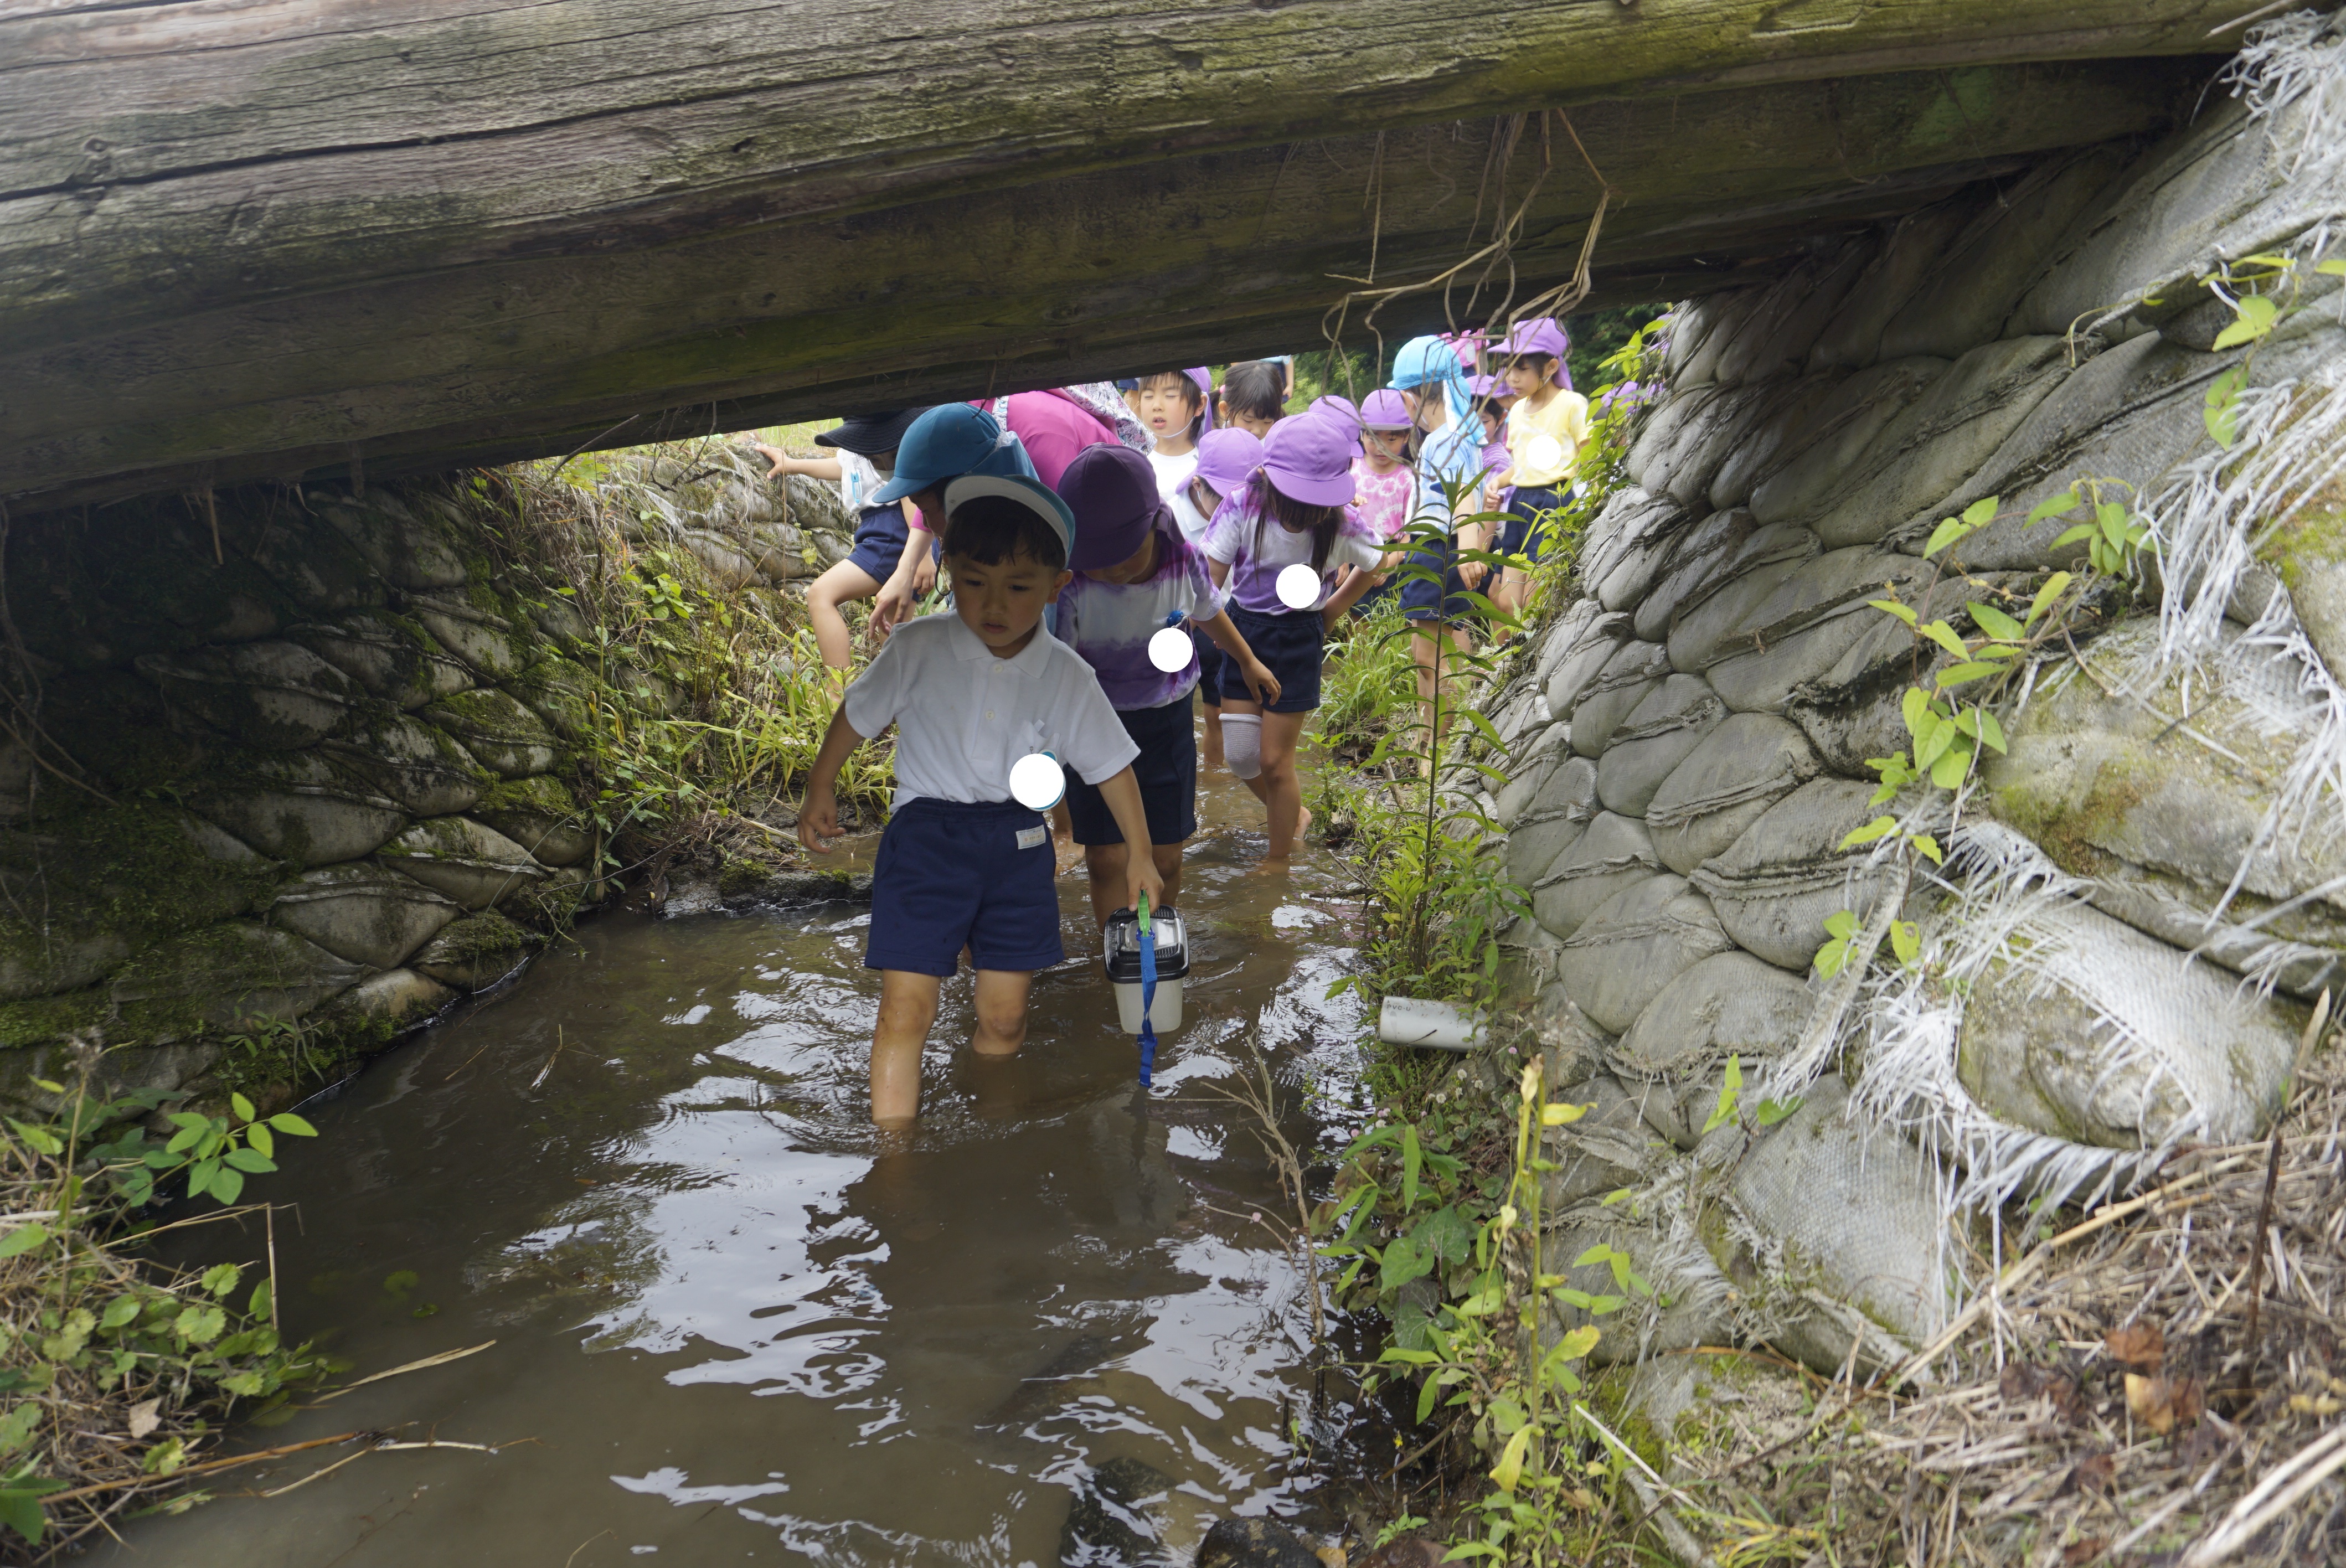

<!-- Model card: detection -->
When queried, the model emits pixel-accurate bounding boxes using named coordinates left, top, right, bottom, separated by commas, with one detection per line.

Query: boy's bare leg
left=971, top=969, right=1035, bottom=1057
left=1200, top=705, right=1224, bottom=768
left=1050, top=803, right=1081, bottom=874
left=806, top=560, right=883, bottom=673
left=872, top=969, right=942, bottom=1125
left=1083, top=841, right=1185, bottom=928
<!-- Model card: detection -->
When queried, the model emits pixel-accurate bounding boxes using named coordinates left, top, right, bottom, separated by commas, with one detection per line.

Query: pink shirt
left=971, top=392, right=1118, bottom=489
left=1351, top=458, right=1416, bottom=543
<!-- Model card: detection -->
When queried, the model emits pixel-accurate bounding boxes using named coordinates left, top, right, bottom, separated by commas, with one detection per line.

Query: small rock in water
left=1195, top=1516, right=1322, bottom=1568
left=1059, top=1454, right=1172, bottom=1564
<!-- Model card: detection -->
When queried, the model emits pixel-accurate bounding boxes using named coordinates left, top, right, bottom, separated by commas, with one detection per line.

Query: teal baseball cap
left=871, top=404, right=1038, bottom=504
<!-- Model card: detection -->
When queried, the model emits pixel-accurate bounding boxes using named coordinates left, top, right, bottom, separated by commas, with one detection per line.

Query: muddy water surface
left=107, top=756, right=1378, bottom=1567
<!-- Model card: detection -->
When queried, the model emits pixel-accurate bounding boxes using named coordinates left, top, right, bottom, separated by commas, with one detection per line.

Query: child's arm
left=796, top=705, right=869, bottom=853
left=1093, top=768, right=1166, bottom=911
left=1321, top=563, right=1382, bottom=627
left=1207, top=556, right=1232, bottom=590
left=755, top=445, right=844, bottom=483
left=870, top=520, right=939, bottom=642
left=1197, top=609, right=1281, bottom=706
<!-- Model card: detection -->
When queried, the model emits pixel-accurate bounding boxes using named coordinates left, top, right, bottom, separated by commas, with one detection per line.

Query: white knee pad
left=1222, top=713, right=1263, bottom=780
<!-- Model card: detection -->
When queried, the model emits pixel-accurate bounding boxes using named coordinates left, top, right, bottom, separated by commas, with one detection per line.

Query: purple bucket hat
left=1499, top=318, right=1571, bottom=386
left=1307, top=394, right=1363, bottom=436
left=1260, top=414, right=1357, bottom=508
left=1059, top=444, right=1166, bottom=571
left=1359, top=389, right=1414, bottom=430
left=1185, top=368, right=1215, bottom=434
left=1191, top=427, right=1262, bottom=500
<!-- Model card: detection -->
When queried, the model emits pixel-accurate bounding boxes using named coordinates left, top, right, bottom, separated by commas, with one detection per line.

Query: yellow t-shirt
left=1499, top=389, right=1590, bottom=489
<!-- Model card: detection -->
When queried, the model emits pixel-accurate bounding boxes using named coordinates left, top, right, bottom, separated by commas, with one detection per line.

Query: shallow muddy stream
left=105, top=748, right=1385, bottom=1567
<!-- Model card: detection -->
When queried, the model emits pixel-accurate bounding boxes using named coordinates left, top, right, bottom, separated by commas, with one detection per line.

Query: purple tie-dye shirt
left=1057, top=518, right=1228, bottom=710
left=1202, top=488, right=1386, bottom=615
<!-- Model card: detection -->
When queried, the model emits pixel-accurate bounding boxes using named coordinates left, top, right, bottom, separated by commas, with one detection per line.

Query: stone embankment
left=1463, top=22, right=2345, bottom=1431
left=0, top=448, right=855, bottom=1108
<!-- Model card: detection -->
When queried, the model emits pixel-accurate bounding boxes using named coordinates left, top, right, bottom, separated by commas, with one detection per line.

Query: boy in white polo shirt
left=798, top=473, right=1164, bottom=1126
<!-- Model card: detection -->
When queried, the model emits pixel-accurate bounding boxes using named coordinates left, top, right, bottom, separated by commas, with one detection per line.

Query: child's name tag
left=1015, top=825, right=1048, bottom=850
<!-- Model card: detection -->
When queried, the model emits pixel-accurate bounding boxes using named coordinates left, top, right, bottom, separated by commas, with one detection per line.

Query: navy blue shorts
left=1065, top=696, right=1197, bottom=848
left=1193, top=628, right=1226, bottom=708
left=1223, top=605, right=1322, bottom=713
left=865, top=798, right=1063, bottom=977
left=1398, top=535, right=1481, bottom=623
left=844, top=502, right=914, bottom=584
left=1499, top=486, right=1565, bottom=563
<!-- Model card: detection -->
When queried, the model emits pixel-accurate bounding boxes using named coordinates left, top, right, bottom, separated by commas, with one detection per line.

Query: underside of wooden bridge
left=0, top=0, right=2278, bottom=512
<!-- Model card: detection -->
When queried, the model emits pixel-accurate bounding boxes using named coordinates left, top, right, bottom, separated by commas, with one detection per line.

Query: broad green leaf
left=1379, top=1235, right=1434, bottom=1294
left=2053, top=522, right=2096, bottom=549
left=1813, top=937, right=1849, bottom=978
left=0, top=1225, right=47, bottom=1260
left=2098, top=502, right=2130, bottom=547
left=1868, top=597, right=1919, bottom=627
left=4, top=1122, right=60, bottom=1158
left=2024, top=572, right=2072, bottom=628
left=99, top=1296, right=140, bottom=1331
left=1967, top=602, right=2024, bottom=642
left=2211, top=293, right=2278, bottom=349
left=1488, top=1424, right=1533, bottom=1493
left=209, top=1167, right=245, bottom=1206
left=1540, top=1101, right=1590, bottom=1126
left=1840, top=816, right=1898, bottom=849
left=2319, top=259, right=2346, bottom=276
left=2205, top=365, right=2249, bottom=448
left=1824, top=910, right=1859, bottom=940
left=229, top=1092, right=257, bottom=1123
left=1752, top=1097, right=1804, bottom=1128
left=1935, top=662, right=2009, bottom=688
left=1975, top=709, right=2007, bottom=754
left=1912, top=714, right=1955, bottom=770
left=1901, top=687, right=1930, bottom=733
left=269, top=1114, right=319, bottom=1138
left=2027, top=489, right=2080, bottom=524
left=1890, top=920, right=1922, bottom=966
left=0, top=1487, right=48, bottom=1546
left=1401, top=1123, right=1422, bottom=1211
left=1553, top=1325, right=1601, bottom=1363
left=1910, top=834, right=1945, bottom=865
left=1919, top=620, right=1971, bottom=659
left=1930, top=741, right=1974, bottom=790
left=1922, top=516, right=1970, bottom=558
left=248, top=1124, right=274, bottom=1160
left=1961, top=495, right=1999, bottom=526
left=223, top=1148, right=276, bottom=1174
left=1416, top=1373, right=1446, bottom=1424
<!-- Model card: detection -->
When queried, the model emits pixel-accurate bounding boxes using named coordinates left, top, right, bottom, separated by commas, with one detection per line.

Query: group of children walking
left=778, top=326, right=1589, bottom=1122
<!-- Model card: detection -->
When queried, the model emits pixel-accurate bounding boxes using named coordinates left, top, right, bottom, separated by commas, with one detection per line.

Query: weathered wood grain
left=2, top=54, right=2205, bottom=511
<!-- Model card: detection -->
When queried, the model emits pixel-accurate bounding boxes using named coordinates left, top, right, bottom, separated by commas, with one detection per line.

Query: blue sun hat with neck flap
left=872, top=404, right=1038, bottom=505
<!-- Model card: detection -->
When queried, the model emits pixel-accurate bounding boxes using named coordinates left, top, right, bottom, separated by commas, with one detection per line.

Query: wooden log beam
left=4, top=54, right=2214, bottom=510
left=0, top=0, right=2259, bottom=508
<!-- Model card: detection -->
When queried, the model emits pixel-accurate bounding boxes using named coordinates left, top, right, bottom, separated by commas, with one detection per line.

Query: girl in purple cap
left=1170, top=427, right=1264, bottom=771
left=1058, top=445, right=1281, bottom=926
left=1489, top=318, right=1590, bottom=627
left=1202, top=415, right=1389, bottom=859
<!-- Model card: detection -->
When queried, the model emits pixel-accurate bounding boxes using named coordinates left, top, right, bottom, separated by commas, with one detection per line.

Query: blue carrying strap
left=1137, top=892, right=1157, bottom=1088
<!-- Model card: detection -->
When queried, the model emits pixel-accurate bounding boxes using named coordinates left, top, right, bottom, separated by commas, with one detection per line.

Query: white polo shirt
left=843, top=613, right=1140, bottom=809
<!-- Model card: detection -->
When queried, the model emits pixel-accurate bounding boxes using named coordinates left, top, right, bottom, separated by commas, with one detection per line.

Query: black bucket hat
left=812, top=407, right=930, bottom=457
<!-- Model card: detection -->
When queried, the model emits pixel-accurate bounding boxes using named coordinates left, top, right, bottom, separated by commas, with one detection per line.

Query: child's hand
left=868, top=575, right=915, bottom=643
left=1238, top=657, right=1282, bottom=708
left=912, top=551, right=937, bottom=597
left=797, top=787, right=842, bottom=854
left=755, top=443, right=796, bottom=480
left=1127, top=854, right=1167, bottom=917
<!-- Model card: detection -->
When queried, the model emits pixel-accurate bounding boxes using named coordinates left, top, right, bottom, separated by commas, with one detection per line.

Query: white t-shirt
left=1167, top=484, right=1215, bottom=547
left=1202, top=493, right=1386, bottom=615
left=1148, top=447, right=1198, bottom=498
left=843, top=614, right=1139, bottom=809
left=838, top=451, right=885, bottom=514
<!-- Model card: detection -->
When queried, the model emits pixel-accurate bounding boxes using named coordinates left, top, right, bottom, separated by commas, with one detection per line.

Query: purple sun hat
left=1306, top=394, right=1363, bottom=437
left=1359, top=389, right=1414, bottom=431
left=1499, top=318, right=1572, bottom=387
left=1059, top=444, right=1167, bottom=571
left=1260, top=414, right=1357, bottom=507
left=1185, top=368, right=1215, bottom=434
left=1467, top=373, right=1510, bottom=399
left=1192, top=427, right=1262, bottom=501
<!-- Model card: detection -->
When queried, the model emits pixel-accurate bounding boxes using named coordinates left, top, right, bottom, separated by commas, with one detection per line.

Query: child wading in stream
left=1488, top=317, right=1589, bottom=628
left=1202, top=413, right=1387, bottom=858
left=1389, top=334, right=1496, bottom=777
left=1135, top=368, right=1210, bottom=497
left=1056, top=444, right=1282, bottom=926
left=755, top=408, right=931, bottom=684
left=798, top=474, right=1163, bottom=1126
left=1168, top=427, right=1262, bottom=773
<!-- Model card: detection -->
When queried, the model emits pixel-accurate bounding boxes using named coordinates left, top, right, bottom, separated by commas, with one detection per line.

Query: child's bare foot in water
left=1264, top=805, right=1312, bottom=860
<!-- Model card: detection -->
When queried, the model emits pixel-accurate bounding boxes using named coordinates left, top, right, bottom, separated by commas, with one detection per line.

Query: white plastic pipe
left=1378, top=996, right=1486, bottom=1051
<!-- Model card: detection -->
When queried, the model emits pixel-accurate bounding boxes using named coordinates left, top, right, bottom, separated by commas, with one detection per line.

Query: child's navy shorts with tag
left=1222, top=605, right=1323, bottom=713
left=865, top=798, right=1063, bottom=977
left=1065, top=695, right=1197, bottom=848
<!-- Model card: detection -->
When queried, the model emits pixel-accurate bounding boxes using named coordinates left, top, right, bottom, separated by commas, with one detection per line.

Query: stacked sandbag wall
left=1465, top=21, right=2346, bottom=1394
left=0, top=451, right=854, bottom=1110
